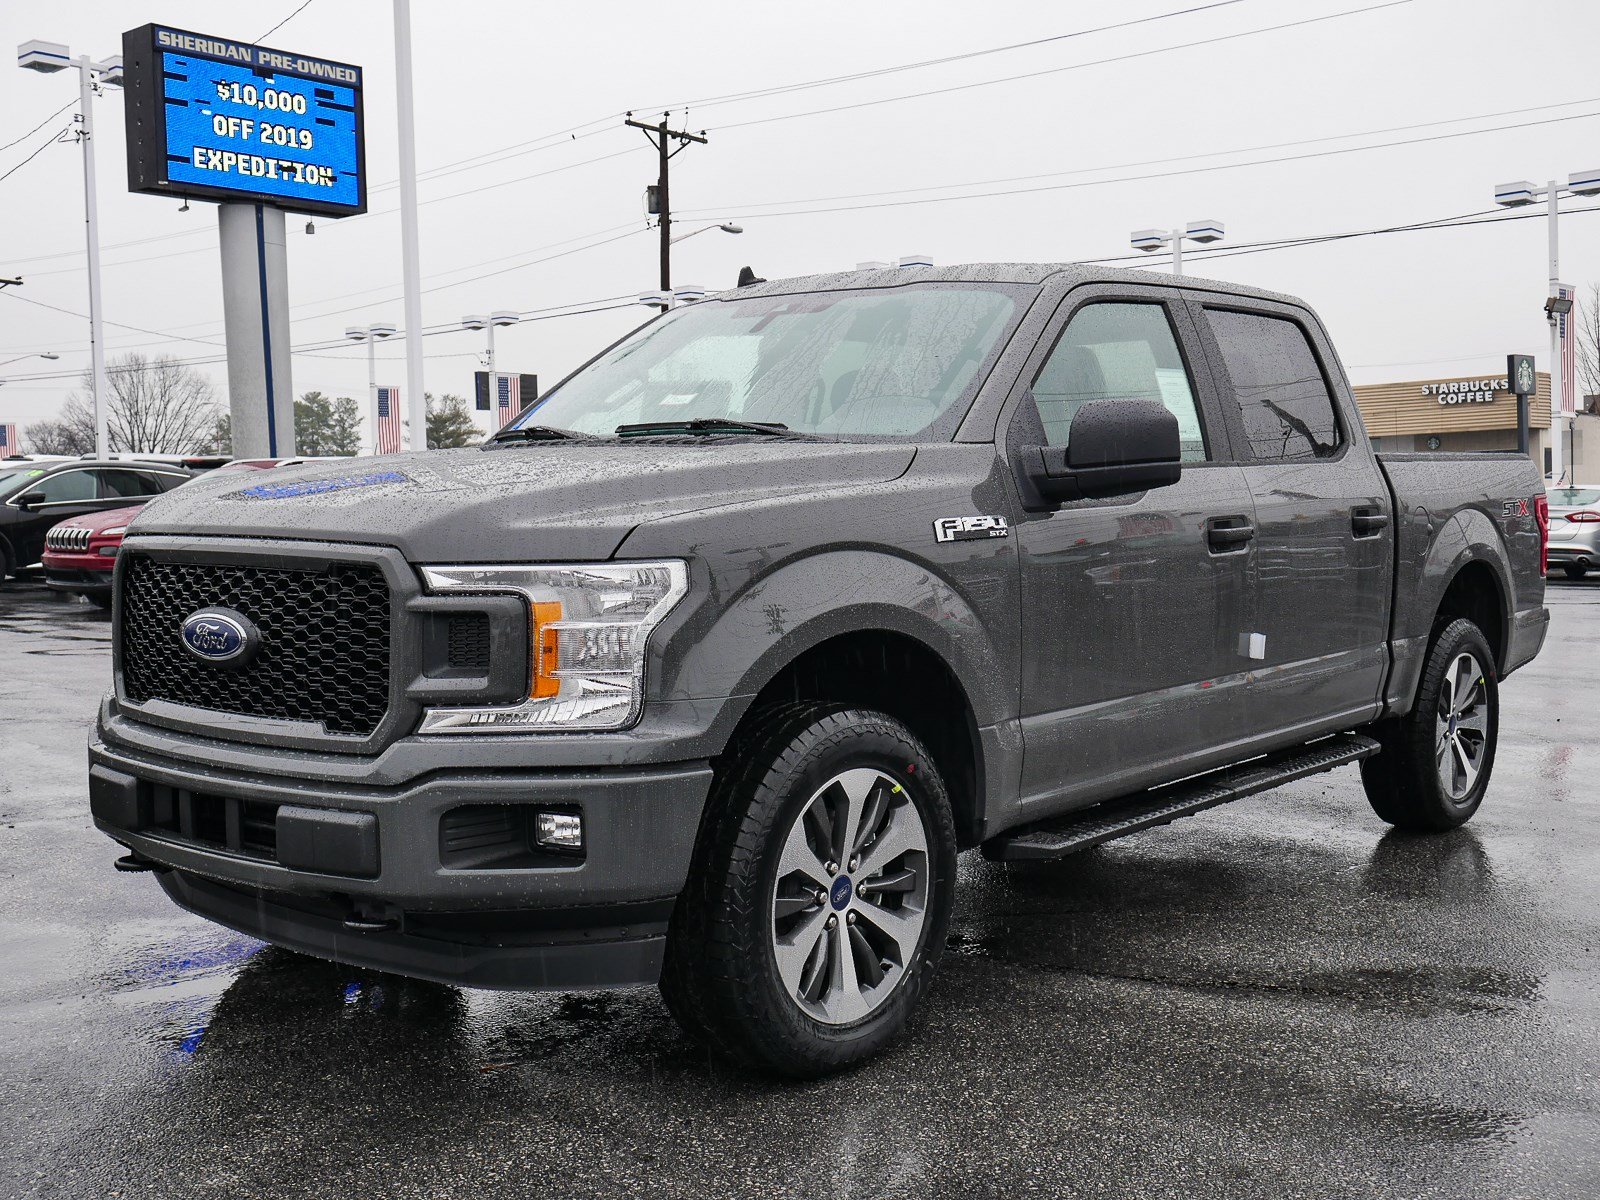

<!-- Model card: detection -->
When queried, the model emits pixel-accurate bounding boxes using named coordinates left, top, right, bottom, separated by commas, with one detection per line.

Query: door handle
left=1351, top=508, right=1389, bottom=537
left=1206, top=515, right=1255, bottom=553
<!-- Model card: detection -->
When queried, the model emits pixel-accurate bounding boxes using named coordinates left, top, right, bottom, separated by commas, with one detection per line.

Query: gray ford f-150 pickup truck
left=89, top=264, right=1548, bottom=1075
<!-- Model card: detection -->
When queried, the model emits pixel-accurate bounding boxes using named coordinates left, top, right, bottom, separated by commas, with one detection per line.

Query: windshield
left=0, top=466, right=48, bottom=500
left=516, top=284, right=1022, bottom=440
left=1548, top=487, right=1600, bottom=506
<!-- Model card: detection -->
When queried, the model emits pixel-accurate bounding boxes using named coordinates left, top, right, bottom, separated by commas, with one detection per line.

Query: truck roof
left=729, top=262, right=1307, bottom=309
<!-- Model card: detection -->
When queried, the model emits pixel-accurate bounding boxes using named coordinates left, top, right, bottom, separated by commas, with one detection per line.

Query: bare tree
left=26, top=354, right=221, bottom=455
left=1579, top=282, right=1600, bottom=409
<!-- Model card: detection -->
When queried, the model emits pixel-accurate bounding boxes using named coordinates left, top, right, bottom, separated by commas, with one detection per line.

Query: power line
left=0, top=99, right=76, bottom=154
left=0, top=125, right=69, bottom=186
left=708, top=1, right=1416, bottom=134
left=687, top=106, right=1600, bottom=221
left=645, top=0, right=1256, bottom=112
left=692, top=94, right=1600, bottom=216
left=256, top=0, right=317, bottom=44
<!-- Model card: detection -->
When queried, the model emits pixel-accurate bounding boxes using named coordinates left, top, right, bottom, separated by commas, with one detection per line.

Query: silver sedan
left=1545, top=486, right=1600, bottom=579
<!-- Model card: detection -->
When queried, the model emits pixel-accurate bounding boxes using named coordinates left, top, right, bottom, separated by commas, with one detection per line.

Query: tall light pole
left=18, top=41, right=123, bottom=460
left=345, top=323, right=397, bottom=454
left=1130, top=219, right=1225, bottom=276
left=1494, top=172, right=1600, bottom=482
left=391, top=1, right=427, bottom=450
left=461, top=311, right=520, bottom=379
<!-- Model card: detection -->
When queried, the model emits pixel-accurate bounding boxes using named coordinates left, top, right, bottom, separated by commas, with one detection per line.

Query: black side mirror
left=1018, top=398, right=1182, bottom=507
left=16, top=490, right=46, bottom=512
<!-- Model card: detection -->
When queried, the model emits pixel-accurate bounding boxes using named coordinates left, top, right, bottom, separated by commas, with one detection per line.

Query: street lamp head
left=96, top=55, right=123, bottom=87
left=1185, top=219, right=1225, bottom=243
left=17, top=40, right=70, bottom=73
left=897, top=254, right=934, bottom=268
left=1130, top=229, right=1166, bottom=252
left=637, top=290, right=670, bottom=308
left=370, top=323, right=397, bottom=339
left=461, top=315, right=488, bottom=331
left=1494, top=180, right=1539, bottom=207
left=489, top=310, right=520, bottom=327
left=1568, top=169, right=1600, bottom=197
left=345, top=326, right=366, bottom=341
left=718, top=223, right=743, bottom=235
left=1546, top=294, right=1574, bottom=318
left=674, top=285, right=708, bottom=303
left=39, top=352, right=59, bottom=360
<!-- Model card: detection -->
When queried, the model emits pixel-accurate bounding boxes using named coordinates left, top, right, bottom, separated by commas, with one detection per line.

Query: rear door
left=1187, top=297, right=1392, bottom=741
left=1006, top=283, right=1260, bottom=812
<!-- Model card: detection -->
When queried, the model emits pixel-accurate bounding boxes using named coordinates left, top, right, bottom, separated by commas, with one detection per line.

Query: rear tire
left=87, top=592, right=113, bottom=611
left=1360, top=618, right=1498, bottom=832
left=661, top=703, right=957, bottom=1077
left=1563, top=564, right=1587, bottom=580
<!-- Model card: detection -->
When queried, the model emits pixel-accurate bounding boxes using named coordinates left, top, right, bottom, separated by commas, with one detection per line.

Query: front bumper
left=44, top=566, right=113, bottom=595
left=88, top=734, right=712, bottom=990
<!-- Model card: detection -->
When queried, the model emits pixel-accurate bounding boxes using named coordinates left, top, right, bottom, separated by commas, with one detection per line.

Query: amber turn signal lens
left=530, top=601, right=562, bottom=698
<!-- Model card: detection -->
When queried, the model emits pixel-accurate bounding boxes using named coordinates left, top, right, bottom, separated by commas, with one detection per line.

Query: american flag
left=0, top=423, right=16, bottom=454
left=494, top=373, right=521, bottom=432
left=375, top=386, right=403, bottom=454
left=1558, top=284, right=1577, bottom=417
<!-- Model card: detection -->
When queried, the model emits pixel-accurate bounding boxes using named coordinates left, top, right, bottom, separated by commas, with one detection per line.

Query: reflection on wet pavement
left=3, top=580, right=1598, bottom=1198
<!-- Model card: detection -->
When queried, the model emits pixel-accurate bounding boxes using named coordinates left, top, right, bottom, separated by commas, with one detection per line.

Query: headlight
left=416, top=560, right=688, bottom=733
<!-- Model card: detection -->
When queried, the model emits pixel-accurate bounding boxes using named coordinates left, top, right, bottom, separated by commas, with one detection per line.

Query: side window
left=100, top=470, right=167, bottom=498
left=33, top=470, right=96, bottom=503
left=1205, top=308, right=1341, bottom=461
left=1029, top=302, right=1207, bottom=461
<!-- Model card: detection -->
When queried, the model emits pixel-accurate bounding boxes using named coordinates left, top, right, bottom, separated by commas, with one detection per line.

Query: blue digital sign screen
left=123, top=25, right=366, bottom=217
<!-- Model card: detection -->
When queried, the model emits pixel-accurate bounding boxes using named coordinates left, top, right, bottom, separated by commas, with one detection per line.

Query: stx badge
left=1501, top=499, right=1530, bottom=518
left=934, top=515, right=1010, bottom=543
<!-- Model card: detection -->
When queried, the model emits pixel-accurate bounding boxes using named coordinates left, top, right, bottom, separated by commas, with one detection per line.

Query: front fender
left=664, top=548, right=1008, bottom=730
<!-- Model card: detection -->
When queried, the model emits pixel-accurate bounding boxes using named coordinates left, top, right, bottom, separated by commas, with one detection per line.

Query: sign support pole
left=218, top=203, right=295, bottom=458
left=393, top=0, right=427, bottom=449
left=1547, top=181, right=1564, bottom=482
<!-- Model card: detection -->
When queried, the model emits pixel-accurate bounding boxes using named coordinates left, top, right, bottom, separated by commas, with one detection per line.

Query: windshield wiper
left=615, top=417, right=796, bottom=438
left=489, top=425, right=595, bottom=443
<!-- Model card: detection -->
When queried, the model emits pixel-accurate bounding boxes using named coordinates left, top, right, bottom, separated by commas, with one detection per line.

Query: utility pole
left=625, top=112, right=707, bottom=310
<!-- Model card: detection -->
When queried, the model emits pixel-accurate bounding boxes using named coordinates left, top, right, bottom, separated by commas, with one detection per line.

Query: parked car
left=41, top=458, right=322, bottom=604
left=0, top=459, right=191, bottom=587
left=89, top=265, right=1547, bottom=1076
left=1542, top=485, right=1600, bottom=578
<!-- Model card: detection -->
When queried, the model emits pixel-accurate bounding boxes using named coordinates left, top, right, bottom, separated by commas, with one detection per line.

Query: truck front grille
left=119, top=554, right=392, bottom=737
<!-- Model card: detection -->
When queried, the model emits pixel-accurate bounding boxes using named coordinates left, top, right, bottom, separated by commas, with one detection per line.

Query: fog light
left=534, top=810, right=583, bottom=850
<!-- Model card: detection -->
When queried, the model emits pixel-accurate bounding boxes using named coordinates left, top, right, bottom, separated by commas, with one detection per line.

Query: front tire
left=661, top=704, right=957, bottom=1077
left=1360, top=617, right=1498, bottom=831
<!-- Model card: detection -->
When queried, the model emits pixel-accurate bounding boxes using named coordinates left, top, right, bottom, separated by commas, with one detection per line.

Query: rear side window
left=1029, top=302, right=1207, bottom=461
left=1205, top=308, right=1340, bottom=461
left=100, top=470, right=169, bottom=498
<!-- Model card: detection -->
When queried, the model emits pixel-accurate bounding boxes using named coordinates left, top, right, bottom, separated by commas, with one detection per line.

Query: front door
left=6, top=468, right=112, bottom=567
left=1008, top=288, right=1259, bottom=815
left=1188, top=299, right=1392, bottom=740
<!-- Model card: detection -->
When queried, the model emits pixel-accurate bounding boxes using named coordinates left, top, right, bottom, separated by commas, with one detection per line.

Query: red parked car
left=41, top=457, right=328, bottom=607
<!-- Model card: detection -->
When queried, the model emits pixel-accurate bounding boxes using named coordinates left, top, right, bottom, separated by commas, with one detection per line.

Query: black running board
left=981, top=733, right=1382, bottom=862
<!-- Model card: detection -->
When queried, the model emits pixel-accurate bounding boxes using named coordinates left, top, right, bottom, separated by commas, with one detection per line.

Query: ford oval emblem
left=179, top=607, right=259, bottom=666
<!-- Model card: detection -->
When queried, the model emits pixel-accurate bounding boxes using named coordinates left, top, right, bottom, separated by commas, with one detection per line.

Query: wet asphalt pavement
left=2, top=581, right=1597, bottom=1200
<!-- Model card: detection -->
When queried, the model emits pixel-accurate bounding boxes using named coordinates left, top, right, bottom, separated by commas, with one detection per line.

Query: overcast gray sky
left=3, top=0, right=1600, bottom=442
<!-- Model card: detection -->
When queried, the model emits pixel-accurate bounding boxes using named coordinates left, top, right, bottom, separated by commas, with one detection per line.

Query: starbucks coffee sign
left=1421, top=378, right=1507, bottom=405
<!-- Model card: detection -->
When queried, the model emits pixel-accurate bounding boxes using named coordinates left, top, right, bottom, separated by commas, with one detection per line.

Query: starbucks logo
left=1516, top=359, right=1536, bottom=395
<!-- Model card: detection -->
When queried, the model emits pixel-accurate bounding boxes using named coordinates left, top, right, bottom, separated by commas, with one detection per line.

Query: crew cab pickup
left=88, top=264, right=1548, bottom=1076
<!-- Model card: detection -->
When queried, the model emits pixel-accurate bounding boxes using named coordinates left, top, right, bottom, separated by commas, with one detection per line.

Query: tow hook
left=342, top=909, right=400, bottom=933
left=113, top=852, right=170, bottom=875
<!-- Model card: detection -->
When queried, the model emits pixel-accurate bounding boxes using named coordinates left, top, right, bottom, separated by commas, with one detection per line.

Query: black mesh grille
left=120, top=554, right=392, bottom=736
left=446, top=613, right=491, bottom=671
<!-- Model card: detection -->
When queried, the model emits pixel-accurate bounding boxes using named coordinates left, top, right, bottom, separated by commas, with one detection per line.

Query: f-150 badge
left=934, top=515, right=1010, bottom=543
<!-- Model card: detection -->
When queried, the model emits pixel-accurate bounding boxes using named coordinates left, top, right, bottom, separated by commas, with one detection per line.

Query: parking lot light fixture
left=17, top=39, right=123, bottom=460
left=1131, top=219, right=1226, bottom=276
left=461, top=311, right=520, bottom=377
left=1490, top=172, right=1600, bottom=481
left=346, top=323, right=397, bottom=453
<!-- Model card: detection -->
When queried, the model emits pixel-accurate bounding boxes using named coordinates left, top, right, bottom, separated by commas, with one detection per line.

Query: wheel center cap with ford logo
left=830, top=875, right=853, bottom=910
left=179, top=607, right=260, bottom=666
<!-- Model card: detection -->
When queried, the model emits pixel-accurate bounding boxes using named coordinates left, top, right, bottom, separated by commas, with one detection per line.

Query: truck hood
left=128, top=441, right=917, bottom=561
